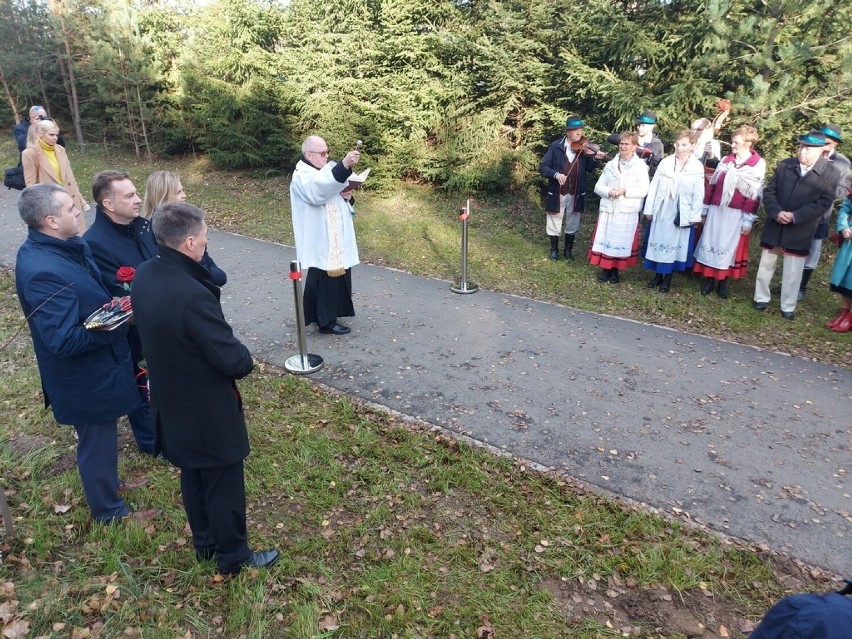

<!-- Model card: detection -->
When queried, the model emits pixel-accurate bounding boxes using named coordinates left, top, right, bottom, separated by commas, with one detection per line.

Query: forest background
left=1, top=0, right=851, bottom=192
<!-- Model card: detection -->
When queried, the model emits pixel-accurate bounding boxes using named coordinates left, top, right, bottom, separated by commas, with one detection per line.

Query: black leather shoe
left=753, top=301, right=768, bottom=311
left=780, top=310, right=795, bottom=320
left=564, top=249, right=574, bottom=260
left=659, top=274, right=672, bottom=293
left=319, top=323, right=351, bottom=335
left=608, top=269, right=620, bottom=284
left=647, top=273, right=663, bottom=289
left=597, top=269, right=610, bottom=283
left=248, top=548, right=280, bottom=569
left=700, top=278, right=715, bottom=296
left=716, top=280, right=728, bottom=299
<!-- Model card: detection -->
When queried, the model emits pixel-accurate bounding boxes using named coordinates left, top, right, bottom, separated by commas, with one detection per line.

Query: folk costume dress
left=829, top=196, right=852, bottom=297
left=693, top=149, right=766, bottom=280
left=589, top=154, right=650, bottom=271
left=642, top=153, right=705, bottom=274
left=290, top=156, right=360, bottom=329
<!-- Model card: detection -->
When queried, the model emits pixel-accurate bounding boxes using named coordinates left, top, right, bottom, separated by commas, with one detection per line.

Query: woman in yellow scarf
left=21, top=119, right=89, bottom=231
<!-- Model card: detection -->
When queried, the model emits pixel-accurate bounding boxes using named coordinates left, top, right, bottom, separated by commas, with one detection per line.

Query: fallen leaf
left=318, top=615, right=340, bottom=631
left=2, top=618, right=30, bottom=639
left=53, top=504, right=71, bottom=514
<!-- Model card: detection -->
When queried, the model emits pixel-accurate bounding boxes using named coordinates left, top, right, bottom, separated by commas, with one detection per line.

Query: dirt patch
left=6, top=432, right=75, bottom=477
left=539, top=576, right=756, bottom=638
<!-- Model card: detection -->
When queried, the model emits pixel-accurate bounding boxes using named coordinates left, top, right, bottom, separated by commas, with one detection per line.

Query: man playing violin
left=540, top=116, right=606, bottom=260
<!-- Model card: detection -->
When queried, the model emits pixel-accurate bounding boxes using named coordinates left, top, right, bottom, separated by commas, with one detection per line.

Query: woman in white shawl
left=589, top=131, right=650, bottom=284
left=643, top=130, right=705, bottom=293
left=693, top=126, right=766, bottom=299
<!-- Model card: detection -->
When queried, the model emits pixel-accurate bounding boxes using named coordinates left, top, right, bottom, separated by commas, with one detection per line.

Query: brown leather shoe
left=129, top=508, right=161, bottom=523
left=118, top=476, right=149, bottom=493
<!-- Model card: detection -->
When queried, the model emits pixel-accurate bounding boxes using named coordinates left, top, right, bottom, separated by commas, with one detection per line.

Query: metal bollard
left=284, top=260, right=324, bottom=374
left=451, top=198, right=479, bottom=294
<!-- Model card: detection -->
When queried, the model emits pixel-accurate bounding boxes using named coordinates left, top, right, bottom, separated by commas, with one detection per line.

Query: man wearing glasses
left=753, top=130, right=841, bottom=320
left=290, top=135, right=362, bottom=335
left=14, top=105, right=65, bottom=153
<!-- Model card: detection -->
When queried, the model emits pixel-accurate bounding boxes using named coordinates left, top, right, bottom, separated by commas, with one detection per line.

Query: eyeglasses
left=308, top=149, right=329, bottom=157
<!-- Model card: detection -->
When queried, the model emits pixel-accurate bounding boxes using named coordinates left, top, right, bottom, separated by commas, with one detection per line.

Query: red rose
left=116, top=266, right=136, bottom=284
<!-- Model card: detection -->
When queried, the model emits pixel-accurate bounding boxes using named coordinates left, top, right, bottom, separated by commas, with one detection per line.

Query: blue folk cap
left=820, top=124, right=842, bottom=143
left=565, top=116, right=584, bottom=131
left=796, top=130, right=828, bottom=147
left=634, top=110, right=657, bottom=125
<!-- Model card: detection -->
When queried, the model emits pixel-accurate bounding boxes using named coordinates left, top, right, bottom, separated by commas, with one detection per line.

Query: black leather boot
left=597, top=268, right=610, bottom=282
left=798, top=268, right=814, bottom=300
left=549, top=236, right=559, bottom=260
left=700, top=278, right=715, bottom=295
left=716, top=278, right=729, bottom=299
left=659, top=273, right=673, bottom=293
left=647, top=273, right=663, bottom=288
left=563, top=234, right=575, bottom=260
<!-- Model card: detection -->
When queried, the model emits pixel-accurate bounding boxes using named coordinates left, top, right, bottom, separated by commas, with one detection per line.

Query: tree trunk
left=0, top=64, right=20, bottom=123
left=49, top=0, right=85, bottom=152
left=135, top=84, right=152, bottom=162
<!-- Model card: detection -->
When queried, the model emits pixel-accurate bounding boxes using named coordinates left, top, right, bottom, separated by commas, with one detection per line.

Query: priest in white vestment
left=290, top=136, right=361, bottom=335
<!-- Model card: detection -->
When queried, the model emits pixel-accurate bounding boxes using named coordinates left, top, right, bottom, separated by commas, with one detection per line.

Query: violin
left=570, top=137, right=610, bottom=160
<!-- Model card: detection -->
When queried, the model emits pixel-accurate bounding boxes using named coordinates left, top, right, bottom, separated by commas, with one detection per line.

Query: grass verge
left=0, top=269, right=841, bottom=638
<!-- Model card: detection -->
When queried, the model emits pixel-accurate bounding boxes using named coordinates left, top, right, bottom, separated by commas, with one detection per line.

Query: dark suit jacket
left=760, top=156, right=841, bottom=255
left=15, top=229, right=140, bottom=425
left=130, top=246, right=254, bottom=468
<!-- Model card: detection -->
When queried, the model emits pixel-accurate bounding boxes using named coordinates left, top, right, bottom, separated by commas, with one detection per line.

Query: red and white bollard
left=451, top=199, right=479, bottom=294
left=285, top=260, right=324, bottom=374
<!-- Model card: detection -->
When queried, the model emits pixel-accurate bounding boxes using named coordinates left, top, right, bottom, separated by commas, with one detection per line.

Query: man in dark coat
left=539, top=115, right=604, bottom=260
left=754, top=130, right=842, bottom=320
left=634, top=110, right=664, bottom=176
left=131, top=202, right=279, bottom=576
left=15, top=184, right=157, bottom=523
left=83, top=170, right=156, bottom=454
left=797, top=124, right=850, bottom=300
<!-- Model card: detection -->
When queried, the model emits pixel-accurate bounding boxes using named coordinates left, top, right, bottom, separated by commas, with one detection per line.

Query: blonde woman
left=142, top=171, right=226, bottom=286
left=21, top=119, right=89, bottom=229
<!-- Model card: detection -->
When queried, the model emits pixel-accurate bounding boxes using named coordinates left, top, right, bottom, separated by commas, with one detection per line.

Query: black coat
left=130, top=246, right=254, bottom=468
left=760, top=156, right=841, bottom=255
left=540, top=137, right=599, bottom=214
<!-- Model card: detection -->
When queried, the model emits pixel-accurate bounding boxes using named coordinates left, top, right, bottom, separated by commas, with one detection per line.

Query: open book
left=346, top=167, right=370, bottom=190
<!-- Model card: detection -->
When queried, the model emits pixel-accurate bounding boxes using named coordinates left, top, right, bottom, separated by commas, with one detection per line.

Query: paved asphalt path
left=1, top=186, right=849, bottom=575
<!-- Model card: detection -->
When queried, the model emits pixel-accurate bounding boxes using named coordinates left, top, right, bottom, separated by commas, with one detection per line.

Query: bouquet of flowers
left=84, top=266, right=135, bottom=331
left=84, top=296, right=133, bottom=331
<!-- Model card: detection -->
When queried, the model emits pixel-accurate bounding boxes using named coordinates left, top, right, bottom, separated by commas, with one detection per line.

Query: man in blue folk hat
left=539, top=115, right=605, bottom=260
left=634, top=110, right=664, bottom=175
left=754, top=129, right=842, bottom=320
left=795, top=124, right=850, bottom=301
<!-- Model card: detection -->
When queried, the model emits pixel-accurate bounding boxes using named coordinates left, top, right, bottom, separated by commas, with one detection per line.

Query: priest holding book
left=290, top=136, right=362, bottom=335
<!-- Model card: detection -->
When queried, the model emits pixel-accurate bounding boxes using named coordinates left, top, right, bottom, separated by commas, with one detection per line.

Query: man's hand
left=842, top=227, right=852, bottom=240
left=776, top=211, right=794, bottom=224
left=340, top=189, right=353, bottom=201
left=342, top=150, right=361, bottom=169
left=555, top=173, right=567, bottom=186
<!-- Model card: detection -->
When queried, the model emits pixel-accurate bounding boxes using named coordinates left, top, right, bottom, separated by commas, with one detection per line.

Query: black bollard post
left=284, top=260, right=324, bottom=374
left=451, top=198, right=479, bottom=294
